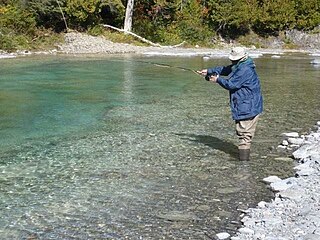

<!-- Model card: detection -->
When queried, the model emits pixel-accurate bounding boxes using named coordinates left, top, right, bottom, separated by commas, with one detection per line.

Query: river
left=0, top=53, right=319, bottom=239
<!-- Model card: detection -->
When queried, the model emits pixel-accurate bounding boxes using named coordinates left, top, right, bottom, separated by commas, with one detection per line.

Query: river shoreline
left=1, top=32, right=320, bottom=240
left=227, top=123, right=320, bottom=240
left=1, top=32, right=319, bottom=59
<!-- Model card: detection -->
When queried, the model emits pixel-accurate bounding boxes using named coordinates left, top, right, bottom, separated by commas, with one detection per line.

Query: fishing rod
left=135, top=60, right=200, bottom=76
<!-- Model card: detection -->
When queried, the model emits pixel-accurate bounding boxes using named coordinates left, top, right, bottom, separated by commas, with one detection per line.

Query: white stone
left=238, top=227, right=255, bottom=235
left=292, top=144, right=313, bottom=159
left=279, top=187, right=304, bottom=200
left=277, top=145, right=287, bottom=150
left=270, top=180, right=293, bottom=191
left=282, top=132, right=299, bottom=138
left=288, top=137, right=304, bottom=145
left=282, top=139, right=289, bottom=146
left=294, top=163, right=307, bottom=170
left=257, top=201, right=268, bottom=208
left=274, top=157, right=293, bottom=162
left=263, top=176, right=282, bottom=183
left=216, top=232, right=230, bottom=239
left=296, top=167, right=315, bottom=176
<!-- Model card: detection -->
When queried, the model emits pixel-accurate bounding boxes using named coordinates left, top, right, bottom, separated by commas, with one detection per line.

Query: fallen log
left=101, top=24, right=185, bottom=48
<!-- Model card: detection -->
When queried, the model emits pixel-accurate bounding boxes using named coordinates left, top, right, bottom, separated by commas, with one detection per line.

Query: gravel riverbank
left=226, top=123, right=320, bottom=240
left=1, top=32, right=315, bottom=58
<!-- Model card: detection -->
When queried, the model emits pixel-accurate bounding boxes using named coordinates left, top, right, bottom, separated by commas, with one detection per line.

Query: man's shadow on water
left=176, top=133, right=238, bottom=159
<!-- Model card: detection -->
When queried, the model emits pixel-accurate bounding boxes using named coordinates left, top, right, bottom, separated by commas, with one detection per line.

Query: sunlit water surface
left=1, top=54, right=320, bottom=239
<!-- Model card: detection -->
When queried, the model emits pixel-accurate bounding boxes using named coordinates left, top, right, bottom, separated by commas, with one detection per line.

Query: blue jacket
left=207, top=57, right=263, bottom=120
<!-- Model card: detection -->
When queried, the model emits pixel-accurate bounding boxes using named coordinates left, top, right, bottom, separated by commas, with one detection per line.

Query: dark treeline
left=1, top=0, right=320, bottom=50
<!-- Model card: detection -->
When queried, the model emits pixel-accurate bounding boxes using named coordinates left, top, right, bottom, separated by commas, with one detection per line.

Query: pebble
left=216, top=232, right=230, bottom=239
left=281, top=132, right=299, bottom=138
left=263, top=175, right=282, bottom=183
left=238, top=227, right=254, bottom=235
left=288, top=137, right=304, bottom=145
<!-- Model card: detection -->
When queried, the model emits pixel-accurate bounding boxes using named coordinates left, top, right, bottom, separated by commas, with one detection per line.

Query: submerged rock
left=310, top=58, right=320, bottom=65
left=157, top=211, right=201, bottom=222
left=281, top=132, right=299, bottom=138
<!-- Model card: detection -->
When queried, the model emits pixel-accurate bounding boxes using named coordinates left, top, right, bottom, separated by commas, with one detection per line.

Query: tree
left=294, top=0, right=320, bottom=30
left=124, top=0, right=134, bottom=31
left=252, top=0, right=296, bottom=35
left=26, top=0, right=68, bottom=31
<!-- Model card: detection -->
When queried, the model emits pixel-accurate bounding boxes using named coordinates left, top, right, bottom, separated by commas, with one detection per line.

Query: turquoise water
left=0, top=53, right=320, bottom=239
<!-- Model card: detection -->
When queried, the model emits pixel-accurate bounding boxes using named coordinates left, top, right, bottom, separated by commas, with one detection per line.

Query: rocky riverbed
left=56, top=32, right=320, bottom=240
left=1, top=31, right=320, bottom=240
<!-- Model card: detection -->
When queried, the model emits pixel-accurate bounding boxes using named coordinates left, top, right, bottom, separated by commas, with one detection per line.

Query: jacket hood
left=232, top=57, right=255, bottom=72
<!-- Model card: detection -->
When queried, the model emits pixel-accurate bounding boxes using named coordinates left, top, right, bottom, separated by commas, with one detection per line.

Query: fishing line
left=135, top=60, right=200, bottom=76
left=111, top=59, right=202, bottom=77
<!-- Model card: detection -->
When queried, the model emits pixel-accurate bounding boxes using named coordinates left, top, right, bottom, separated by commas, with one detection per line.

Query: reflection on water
left=0, top=54, right=320, bottom=239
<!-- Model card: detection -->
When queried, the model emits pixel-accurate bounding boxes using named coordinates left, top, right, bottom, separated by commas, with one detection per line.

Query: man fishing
left=197, top=47, right=263, bottom=161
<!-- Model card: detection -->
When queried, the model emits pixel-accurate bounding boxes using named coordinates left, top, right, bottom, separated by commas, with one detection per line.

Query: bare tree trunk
left=56, top=0, right=69, bottom=32
left=124, top=0, right=134, bottom=32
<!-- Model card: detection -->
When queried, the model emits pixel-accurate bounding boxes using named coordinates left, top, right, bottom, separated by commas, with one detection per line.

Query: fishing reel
left=205, top=72, right=218, bottom=81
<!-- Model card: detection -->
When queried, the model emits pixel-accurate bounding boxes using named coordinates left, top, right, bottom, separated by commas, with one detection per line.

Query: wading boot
left=239, top=149, right=250, bottom=161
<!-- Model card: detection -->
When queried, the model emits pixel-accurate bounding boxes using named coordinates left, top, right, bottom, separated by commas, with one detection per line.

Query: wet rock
left=281, top=132, right=299, bottom=138
left=277, top=145, right=287, bottom=150
left=282, top=139, right=289, bottom=146
left=257, top=201, right=268, bottom=208
left=310, top=59, right=320, bottom=65
left=216, top=232, right=230, bottom=239
left=274, top=157, right=293, bottom=162
left=263, top=175, right=282, bottom=183
left=288, top=137, right=304, bottom=145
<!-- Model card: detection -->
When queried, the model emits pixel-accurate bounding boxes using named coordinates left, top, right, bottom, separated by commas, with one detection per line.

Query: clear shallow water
left=0, top=53, right=320, bottom=239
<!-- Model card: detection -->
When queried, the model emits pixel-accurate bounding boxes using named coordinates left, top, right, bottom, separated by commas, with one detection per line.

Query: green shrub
left=0, top=5, right=37, bottom=35
left=0, top=32, right=30, bottom=51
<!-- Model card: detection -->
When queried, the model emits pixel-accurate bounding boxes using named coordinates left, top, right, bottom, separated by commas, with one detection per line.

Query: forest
left=0, top=0, right=320, bottom=51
